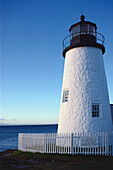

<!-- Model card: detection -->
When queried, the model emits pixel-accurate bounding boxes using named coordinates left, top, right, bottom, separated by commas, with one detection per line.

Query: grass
left=1, top=150, right=113, bottom=169
left=10, top=150, right=113, bottom=162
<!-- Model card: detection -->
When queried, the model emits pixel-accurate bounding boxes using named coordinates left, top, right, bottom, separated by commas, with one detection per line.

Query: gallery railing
left=62, top=31, right=105, bottom=51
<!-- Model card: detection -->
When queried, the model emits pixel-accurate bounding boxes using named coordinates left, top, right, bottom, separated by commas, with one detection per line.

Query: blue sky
left=0, top=0, right=113, bottom=125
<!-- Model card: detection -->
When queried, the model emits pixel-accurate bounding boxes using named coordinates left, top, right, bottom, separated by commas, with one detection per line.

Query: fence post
left=44, top=135, right=46, bottom=153
left=105, top=132, right=109, bottom=156
left=107, top=133, right=109, bottom=156
left=71, top=133, right=74, bottom=155
left=110, top=132, right=113, bottom=156
left=112, top=133, right=113, bottom=156
left=18, top=133, right=21, bottom=150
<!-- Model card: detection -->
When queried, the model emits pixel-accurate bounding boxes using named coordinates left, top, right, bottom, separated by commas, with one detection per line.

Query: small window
left=62, top=89, right=69, bottom=103
left=92, top=104, right=99, bottom=117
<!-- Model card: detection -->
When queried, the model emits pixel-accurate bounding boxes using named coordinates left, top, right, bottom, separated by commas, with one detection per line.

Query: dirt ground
left=0, top=149, right=113, bottom=170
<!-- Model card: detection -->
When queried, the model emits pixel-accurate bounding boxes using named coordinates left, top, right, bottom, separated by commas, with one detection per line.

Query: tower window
left=62, top=89, right=69, bottom=103
left=92, top=104, right=99, bottom=117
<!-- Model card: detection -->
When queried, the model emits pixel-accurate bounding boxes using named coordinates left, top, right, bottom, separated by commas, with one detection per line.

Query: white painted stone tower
left=58, top=15, right=112, bottom=134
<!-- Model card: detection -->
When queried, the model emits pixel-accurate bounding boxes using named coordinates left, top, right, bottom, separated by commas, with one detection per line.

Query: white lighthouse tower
left=58, top=15, right=112, bottom=134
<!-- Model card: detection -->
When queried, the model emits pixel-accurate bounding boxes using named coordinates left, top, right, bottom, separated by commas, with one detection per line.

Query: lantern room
left=63, top=15, right=105, bottom=57
left=69, top=15, right=97, bottom=43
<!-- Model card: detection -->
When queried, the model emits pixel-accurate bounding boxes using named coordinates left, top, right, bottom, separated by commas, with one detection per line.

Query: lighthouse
left=58, top=15, right=112, bottom=134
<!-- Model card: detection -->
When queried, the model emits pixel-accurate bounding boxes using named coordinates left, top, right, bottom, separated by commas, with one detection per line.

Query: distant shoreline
left=0, top=124, right=58, bottom=127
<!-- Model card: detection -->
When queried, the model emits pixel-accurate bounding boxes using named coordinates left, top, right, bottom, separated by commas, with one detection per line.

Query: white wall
left=58, top=47, right=112, bottom=133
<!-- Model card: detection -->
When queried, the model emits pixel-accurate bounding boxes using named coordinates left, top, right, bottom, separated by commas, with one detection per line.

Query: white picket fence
left=18, top=132, right=113, bottom=156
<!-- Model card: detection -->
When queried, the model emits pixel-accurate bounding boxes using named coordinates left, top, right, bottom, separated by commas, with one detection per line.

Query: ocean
left=0, top=124, right=58, bottom=152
